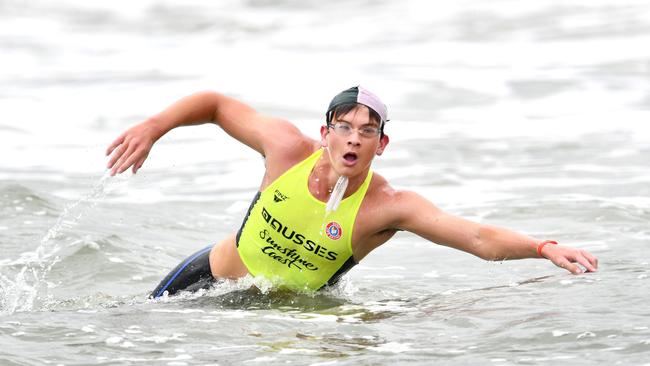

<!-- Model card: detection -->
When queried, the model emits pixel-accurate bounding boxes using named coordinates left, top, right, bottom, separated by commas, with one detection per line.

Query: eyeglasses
left=329, top=122, right=381, bottom=138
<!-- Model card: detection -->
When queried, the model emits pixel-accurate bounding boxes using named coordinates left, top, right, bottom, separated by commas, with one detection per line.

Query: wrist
left=536, top=240, right=558, bottom=258
left=144, top=116, right=168, bottom=141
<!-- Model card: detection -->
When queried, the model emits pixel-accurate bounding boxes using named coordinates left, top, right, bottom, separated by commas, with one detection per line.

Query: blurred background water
left=1, top=0, right=650, bottom=365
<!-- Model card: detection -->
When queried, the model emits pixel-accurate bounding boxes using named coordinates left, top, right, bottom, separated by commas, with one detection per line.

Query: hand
left=106, top=120, right=159, bottom=176
left=541, top=244, right=598, bottom=274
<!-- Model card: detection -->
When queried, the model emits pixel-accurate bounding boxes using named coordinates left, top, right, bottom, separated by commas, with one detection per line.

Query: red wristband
left=537, top=240, right=558, bottom=258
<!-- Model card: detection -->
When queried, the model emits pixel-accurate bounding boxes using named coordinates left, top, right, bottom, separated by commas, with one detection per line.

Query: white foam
left=278, top=348, right=318, bottom=355
left=105, top=336, right=123, bottom=344
left=369, top=342, right=412, bottom=353
left=244, top=357, right=276, bottom=363
left=577, top=332, right=596, bottom=339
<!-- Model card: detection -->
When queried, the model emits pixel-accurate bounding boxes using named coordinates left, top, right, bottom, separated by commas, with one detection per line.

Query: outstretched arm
left=106, top=91, right=301, bottom=175
left=393, top=191, right=598, bottom=274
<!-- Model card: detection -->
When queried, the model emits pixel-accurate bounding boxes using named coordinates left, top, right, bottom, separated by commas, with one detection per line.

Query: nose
left=346, top=130, right=361, bottom=146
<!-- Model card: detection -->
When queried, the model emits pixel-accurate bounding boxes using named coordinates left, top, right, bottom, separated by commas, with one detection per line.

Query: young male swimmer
left=106, top=86, right=599, bottom=298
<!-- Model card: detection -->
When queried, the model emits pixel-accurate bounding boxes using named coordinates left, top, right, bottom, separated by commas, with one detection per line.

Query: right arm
left=389, top=190, right=597, bottom=274
left=106, top=91, right=305, bottom=175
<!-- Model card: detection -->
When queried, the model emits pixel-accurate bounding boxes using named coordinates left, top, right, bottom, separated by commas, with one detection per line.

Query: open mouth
left=343, top=152, right=358, bottom=164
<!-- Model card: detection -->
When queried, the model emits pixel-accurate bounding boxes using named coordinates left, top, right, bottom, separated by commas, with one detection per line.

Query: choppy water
left=2, top=0, right=650, bottom=364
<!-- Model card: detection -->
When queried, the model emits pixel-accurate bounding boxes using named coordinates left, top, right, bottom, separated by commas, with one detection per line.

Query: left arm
left=392, top=190, right=598, bottom=274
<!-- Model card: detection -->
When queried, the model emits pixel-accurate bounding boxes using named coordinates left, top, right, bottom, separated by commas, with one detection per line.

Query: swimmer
left=106, top=86, right=599, bottom=297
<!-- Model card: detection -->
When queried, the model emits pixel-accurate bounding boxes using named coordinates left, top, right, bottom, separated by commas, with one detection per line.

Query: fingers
left=111, top=143, right=138, bottom=176
left=132, top=156, right=147, bottom=174
left=582, top=250, right=599, bottom=271
left=556, top=257, right=583, bottom=275
left=576, top=250, right=598, bottom=272
left=106, top=126, right=153, bottom=175
left=107, top=142, right=129, bottom=170
left=551, top=247, right=598, bottom=275
left=117, top=155, right=139, bottom=175
left=117, top=148, right=149, bottom=175
left=106, top=133, right=126, bottom=156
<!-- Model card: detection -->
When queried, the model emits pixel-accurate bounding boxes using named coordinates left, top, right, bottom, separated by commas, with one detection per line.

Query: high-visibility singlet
left=236, top=149, right=373, bottom=291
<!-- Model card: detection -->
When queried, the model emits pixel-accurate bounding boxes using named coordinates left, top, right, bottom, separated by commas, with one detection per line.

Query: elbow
left=475, top=246, right=505, bottom=262
left=193, top=90, right=226, bottom=124
left=197, top=89, right=222, bottom=103
left=475, top=246, right=499, bottom=262
left=473, top=226, right=503, bottom=261
left=194, top=90, right=220, bottom=98
left=468, top=233, right=491, bottom=261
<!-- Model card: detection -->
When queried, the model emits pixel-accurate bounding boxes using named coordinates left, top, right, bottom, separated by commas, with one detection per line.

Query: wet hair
left=326, top=103, right=385, bottom=137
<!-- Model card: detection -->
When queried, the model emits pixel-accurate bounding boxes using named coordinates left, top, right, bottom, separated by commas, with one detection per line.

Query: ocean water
left=2, top=0, right=650, bottom=364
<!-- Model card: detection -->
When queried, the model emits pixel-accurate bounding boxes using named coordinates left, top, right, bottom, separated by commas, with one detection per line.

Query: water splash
left=0, top=172, right=115, bottom=314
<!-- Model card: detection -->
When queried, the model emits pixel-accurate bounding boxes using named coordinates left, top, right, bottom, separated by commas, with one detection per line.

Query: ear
left=375, top=134, right=389, bottom=156
left=320, top=125, right=329, bottom=147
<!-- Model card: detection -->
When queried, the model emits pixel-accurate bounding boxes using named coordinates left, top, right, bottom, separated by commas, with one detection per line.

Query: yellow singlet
left=236, top=148, right=373, bottom=291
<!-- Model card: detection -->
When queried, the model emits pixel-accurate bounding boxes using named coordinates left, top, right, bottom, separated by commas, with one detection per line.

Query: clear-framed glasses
left=329, top=122, right=380, bottom=138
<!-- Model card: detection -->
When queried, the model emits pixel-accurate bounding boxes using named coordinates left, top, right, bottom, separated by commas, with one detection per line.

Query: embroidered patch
left=325, top=222, right=342, bottom=240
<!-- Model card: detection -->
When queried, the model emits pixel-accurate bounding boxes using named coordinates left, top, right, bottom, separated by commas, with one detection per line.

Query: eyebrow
left=333, top=118, right=379, bottom=128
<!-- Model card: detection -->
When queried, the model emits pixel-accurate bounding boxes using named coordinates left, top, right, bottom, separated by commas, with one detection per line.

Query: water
left=2, top=0, right=650, bottom=364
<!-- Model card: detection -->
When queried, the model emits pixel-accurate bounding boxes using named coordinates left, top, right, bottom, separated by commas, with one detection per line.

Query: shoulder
left=264, top=118, right=318, bottom=155
left=365, top=172, right=418, bottom=206
left=261, top=118, right=321, bottom=178
left=359, top=173, right=402, bottom=227
left=363, top=173, right=441, bottom=230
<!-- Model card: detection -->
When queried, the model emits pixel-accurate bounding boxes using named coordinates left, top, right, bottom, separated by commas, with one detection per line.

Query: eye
left=361, top=126, right=378, bottom=136
left=336, top=123, right=352, bottom=132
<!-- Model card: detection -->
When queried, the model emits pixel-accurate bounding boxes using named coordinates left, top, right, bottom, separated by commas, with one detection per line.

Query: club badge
left=325, top=222, right=342, bottom=240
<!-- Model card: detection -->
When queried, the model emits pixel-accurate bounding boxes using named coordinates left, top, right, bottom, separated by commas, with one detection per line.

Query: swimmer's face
left=320, top=105, right=389, bottom=177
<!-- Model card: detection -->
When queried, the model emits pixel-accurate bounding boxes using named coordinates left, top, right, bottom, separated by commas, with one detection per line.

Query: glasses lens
left=331, top=123, right=380, bottom=138
left=360, top=126, right=379, bottom=137
left=333, top=123, right=352, bottom=136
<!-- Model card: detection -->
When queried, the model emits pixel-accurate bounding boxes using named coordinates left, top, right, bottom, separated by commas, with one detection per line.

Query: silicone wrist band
left=537, top=240, right=558, bottom=258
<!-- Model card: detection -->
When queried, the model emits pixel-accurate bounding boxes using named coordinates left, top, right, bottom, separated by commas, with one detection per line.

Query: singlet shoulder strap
left=262, top=148, right=323, bottom=194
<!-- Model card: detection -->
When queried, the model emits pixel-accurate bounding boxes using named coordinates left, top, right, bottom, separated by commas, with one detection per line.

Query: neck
left=309, top=150, right=368, bottom=202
